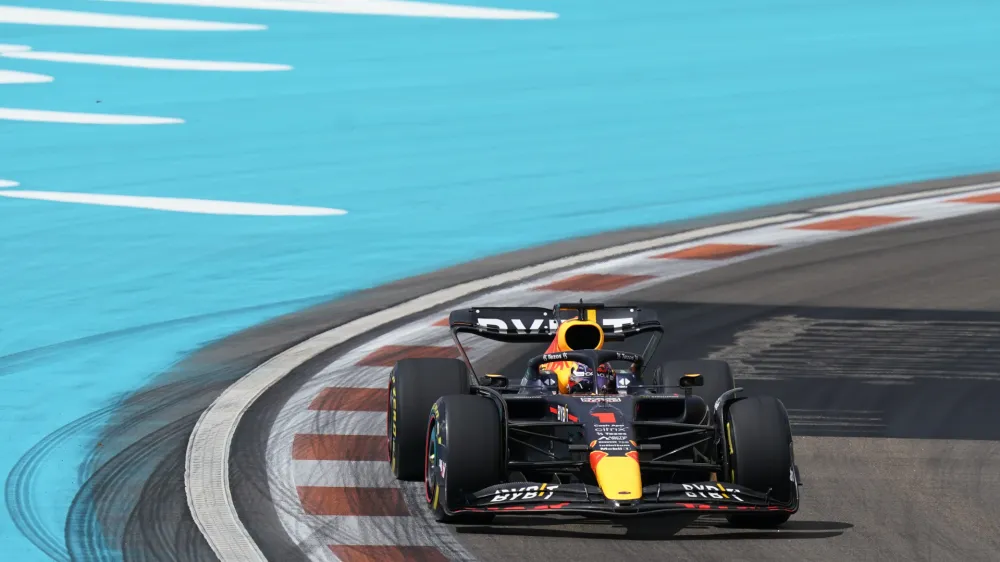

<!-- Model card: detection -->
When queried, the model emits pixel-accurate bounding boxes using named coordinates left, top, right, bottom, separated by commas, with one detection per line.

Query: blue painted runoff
left=2, top=0, right=1000, bottom=559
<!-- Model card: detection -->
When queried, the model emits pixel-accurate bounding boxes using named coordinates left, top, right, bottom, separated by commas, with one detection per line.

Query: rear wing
left=448, top=303, right=662, bottom=343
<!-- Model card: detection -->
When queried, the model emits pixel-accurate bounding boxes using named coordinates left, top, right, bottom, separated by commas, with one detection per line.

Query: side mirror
left=679, top=373, right=704, bottom=388
left=483, top=373, right=508, bottom=388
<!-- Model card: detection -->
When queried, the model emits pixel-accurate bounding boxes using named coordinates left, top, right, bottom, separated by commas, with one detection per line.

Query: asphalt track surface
left=454, top=209, right=1000, bottom=562
left=52, top=173, right=1000, bottom=562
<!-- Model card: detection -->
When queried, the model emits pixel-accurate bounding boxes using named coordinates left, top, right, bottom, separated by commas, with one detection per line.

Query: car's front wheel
left=425, top=395, right=502, bottom=523
left=723, top=395, right=797, bottom=528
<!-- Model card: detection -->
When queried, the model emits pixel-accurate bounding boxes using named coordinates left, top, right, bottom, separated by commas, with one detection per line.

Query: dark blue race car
left=386, top=302, right=802, bottom=527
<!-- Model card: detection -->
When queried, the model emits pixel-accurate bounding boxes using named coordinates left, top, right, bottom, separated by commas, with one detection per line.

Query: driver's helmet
left=565, top=362, right=615, bottom=394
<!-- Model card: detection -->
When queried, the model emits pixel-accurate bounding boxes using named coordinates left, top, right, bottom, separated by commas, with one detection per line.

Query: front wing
left=451, top=481, right=799, bottom=518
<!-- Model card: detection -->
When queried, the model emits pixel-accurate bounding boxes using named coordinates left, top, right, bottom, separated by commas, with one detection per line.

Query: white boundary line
left=185, top=183, right=1000, bottom=561
left=809, top=180, right=1000, bottom=213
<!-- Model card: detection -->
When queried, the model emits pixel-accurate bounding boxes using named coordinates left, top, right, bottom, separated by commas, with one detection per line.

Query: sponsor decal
left=592, top=421, right=633, bottom=452
left=683, top=483, right=744, bottom=502
left=390, top=385, right=397, bottom=439
left=594, top=424, right=628, bottom=437
left=541, top=351, right=576, bottom=381
left=579, top=396, right=623, bottom=403
left=550, top=404, right=569, bottom=422
left=489, top=484, right=559, bottom=503
left=477, top=317, right=559, bottom=334
left=616, top=375, right=632, bottom=392
left=602, top=318, right=634, bottom=333
left=474, top=316, right=635, bottom=334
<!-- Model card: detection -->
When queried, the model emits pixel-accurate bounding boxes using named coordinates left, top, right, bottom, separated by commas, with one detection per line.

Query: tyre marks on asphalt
left=266, top=330, right=485, bottom=561
left=785, top=409, right=887, bottom=436
left=711, top=316, right=1000, bottom=383
left=5, top=383, right=219, bottom=562
left=6, top=405, right=114, bottom=562
left=690, top=308, right=1000, bottom=443
left=4, top=296, right=320, bottom=561
left=67, top=386, right=223, bottom=562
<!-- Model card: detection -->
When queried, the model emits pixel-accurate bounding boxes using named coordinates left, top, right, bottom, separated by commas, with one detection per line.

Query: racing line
left=204, top=174, right=1000, bottom=562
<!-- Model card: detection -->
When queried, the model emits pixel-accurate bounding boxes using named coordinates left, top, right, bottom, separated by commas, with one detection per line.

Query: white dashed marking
left=0, top=6, right=265, bottom=31
left=98, top=0, right=559, bottom=20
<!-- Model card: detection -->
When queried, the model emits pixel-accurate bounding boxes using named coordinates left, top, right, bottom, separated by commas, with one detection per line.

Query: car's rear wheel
left=654, top=359, right=735, bottom=418
left=723, top=395, right=796, bottom=528
left=653, top=359, right=736, bottom=480
left=425, top=395, right=502, bottom=523
left=387, top=358, right=470, bottom=481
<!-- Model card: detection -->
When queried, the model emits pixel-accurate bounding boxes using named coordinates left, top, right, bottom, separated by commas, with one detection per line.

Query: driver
left=519, top=360, right=638, bottom=395
left=518, top=317, right=639, bottom=395
left=565, top=362, right=616, bottom=394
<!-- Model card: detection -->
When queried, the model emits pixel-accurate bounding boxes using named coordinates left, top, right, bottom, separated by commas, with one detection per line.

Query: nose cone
left=590, top=452, right=642, bottom=500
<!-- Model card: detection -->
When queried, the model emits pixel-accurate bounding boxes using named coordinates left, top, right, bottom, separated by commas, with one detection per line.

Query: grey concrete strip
left=72, top=171, right=1000, bottom=561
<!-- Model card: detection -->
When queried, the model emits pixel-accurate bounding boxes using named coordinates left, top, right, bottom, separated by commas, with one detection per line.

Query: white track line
left=2, top=50, right=291, bottom=72
left=0, top=109, right=183, bottom=125
left=0, top=6, right=264, bottom=31
left=0, top=190, right=347, bottom=215
left=810, top=180, right=1000, bottom=213
left=0, top=69, right=53, bottom=84
left=97, top=0, right=559, bottom=20
left=186, top=185, right=1000, bottom=561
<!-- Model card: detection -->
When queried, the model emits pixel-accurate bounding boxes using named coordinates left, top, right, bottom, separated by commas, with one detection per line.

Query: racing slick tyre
left=425, top=395, right=502, bottom=523
left=653, top=359, right=735, bottom=418
left=723, top=395, right=795, bottom=528
left=387, top=358, right=470, bottom=481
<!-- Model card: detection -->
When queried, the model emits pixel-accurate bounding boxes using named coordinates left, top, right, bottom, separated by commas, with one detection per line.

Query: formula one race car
left=386, top=302, right=801, bottom=527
